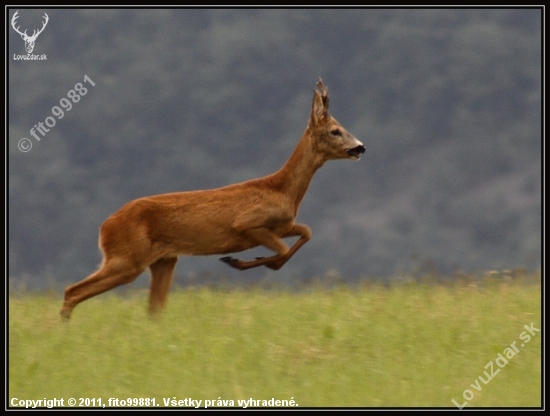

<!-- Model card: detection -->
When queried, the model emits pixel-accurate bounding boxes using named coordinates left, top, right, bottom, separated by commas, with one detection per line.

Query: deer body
left=60, top=79, right=365, bottom=320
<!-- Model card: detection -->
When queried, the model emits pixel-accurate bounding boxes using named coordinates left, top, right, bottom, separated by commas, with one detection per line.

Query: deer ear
left=309, top=79, right=329, bottom=126
left=310, top=91, right=325, bottom=126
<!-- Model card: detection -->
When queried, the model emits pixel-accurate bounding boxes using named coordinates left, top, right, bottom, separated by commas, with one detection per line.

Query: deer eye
left=330, top=129, right=342, bottom=136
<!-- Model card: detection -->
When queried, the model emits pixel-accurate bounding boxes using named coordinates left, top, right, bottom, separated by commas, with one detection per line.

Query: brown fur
left=60, top=79, right=365, bottom=320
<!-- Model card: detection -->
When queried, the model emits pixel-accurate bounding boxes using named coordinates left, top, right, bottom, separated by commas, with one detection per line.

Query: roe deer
left=60, top=79, right=365, bottom=320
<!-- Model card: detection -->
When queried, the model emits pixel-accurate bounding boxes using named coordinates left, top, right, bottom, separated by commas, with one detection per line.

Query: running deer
left=60, top=79, right=365, bottom=320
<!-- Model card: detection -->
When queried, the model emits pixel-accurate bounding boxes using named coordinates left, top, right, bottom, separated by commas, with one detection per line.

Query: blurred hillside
left=8, top=8, right=541, bottom=287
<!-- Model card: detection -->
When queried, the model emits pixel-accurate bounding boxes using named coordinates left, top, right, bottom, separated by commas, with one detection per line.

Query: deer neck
left=267, top=129, right=325, bottom=207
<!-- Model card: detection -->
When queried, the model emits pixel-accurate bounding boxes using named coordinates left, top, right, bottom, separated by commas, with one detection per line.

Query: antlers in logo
left=11, top=10, right=49, bottom=54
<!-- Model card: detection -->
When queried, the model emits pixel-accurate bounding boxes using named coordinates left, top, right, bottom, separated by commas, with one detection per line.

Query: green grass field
left=8, top=272, right=541, bottom=408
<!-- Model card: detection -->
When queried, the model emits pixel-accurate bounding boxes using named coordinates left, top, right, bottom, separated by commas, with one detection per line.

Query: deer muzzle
left=346, top=144, right=366, bottom=159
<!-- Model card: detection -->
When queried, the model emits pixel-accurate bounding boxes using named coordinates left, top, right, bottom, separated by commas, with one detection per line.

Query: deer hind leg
left=220, top=224, right=311, bottom=271
left=60, top=257, right=145, bottom=320
left=148, top=257, right=178, bottom=315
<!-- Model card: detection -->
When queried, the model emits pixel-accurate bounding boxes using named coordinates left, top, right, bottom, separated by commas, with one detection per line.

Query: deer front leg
left=220, top=224, right=311, bottom=271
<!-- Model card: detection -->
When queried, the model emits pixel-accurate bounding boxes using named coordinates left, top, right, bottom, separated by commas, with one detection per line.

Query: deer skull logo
left=11, top=10, right=49, bottom=54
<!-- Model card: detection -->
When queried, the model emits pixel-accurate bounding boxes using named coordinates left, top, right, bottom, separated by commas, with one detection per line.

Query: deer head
left=308, top=78, right=365, bottom=161
left=11, top=10, right=49, bottom=54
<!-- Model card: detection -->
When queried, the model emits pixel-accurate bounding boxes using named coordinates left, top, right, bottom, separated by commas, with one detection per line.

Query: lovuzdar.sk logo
left=11, top=10, right=49, bottom=60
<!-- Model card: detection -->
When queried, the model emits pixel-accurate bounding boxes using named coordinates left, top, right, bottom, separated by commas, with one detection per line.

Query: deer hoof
left=220, top=256, right=234, bottom=263
left=219, top=256, right=244, bottom=270
left=220, top=256, right=241, bottom=266
left=59, top=309, right=71, bottom=321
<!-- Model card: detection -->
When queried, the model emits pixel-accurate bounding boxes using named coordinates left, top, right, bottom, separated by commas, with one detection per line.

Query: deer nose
left=346, top=144, right=366, bottom=158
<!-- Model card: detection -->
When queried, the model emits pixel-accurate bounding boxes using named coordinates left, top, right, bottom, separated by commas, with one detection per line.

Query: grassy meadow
left=8, top=272, right=541, bottom=408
